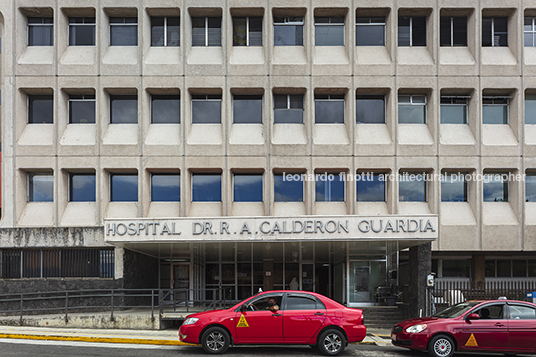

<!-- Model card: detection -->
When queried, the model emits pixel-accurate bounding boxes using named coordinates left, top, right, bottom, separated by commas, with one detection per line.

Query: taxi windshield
left=433, top=301, right=481, bottom=318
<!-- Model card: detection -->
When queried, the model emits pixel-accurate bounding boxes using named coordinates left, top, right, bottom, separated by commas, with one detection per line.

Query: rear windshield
left=434, top=301, right=481, bottom=318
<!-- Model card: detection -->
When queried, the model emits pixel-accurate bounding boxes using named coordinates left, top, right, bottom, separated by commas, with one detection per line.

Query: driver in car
left=266, top=297, right=279, bottom=312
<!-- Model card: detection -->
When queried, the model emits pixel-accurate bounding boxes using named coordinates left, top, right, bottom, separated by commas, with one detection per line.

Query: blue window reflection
left=274, top=173, right=303, bottom=202
left=357, top=173, right=386, bottom=202
left=151, top=174, right=180, bottom=202
left=441, top=173, right=467, bottom=202
left=315, top=174, right=344, bottom=202
left=110, top=174, right=138, bottom=202
left=70, top=173, right=96, bottom=202
left=483, top=173, right=509, bottom=202
left=28, top=173, right=53, bottom=202
left=192, top=174, right=221, bottom=202
left=234, top=174, right=263, bottom=202
left=399, top=172, right=427, bottom=202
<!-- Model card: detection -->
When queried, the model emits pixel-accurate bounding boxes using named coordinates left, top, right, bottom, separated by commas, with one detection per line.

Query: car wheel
left=427, top=335, right=455, bottom=357
left=201, top=327, right=230, bottom=354
left=317, top=329, right=346, bottom=356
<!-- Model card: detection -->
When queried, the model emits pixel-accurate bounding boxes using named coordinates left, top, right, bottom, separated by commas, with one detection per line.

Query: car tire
left=201, top=326, right=230, bottom=354
left=427, top=335, right=455, bottom=357
left=317, top=329, right=346, bottom=356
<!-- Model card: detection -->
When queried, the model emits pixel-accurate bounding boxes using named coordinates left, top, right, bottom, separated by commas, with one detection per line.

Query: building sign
left=104, top=215, right=438, bottom=243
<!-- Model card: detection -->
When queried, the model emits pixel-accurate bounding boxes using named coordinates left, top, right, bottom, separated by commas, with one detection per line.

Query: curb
left=0, top=333, right=195, bottom=346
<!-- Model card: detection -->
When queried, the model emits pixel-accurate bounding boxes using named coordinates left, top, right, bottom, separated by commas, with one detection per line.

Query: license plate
left=391, top=333, right=397, bottom=341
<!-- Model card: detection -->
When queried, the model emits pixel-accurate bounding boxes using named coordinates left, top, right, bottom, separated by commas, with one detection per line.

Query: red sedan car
left=391, top=299, right=536, bottom=357
left=179, top=290, right=366, bottom=355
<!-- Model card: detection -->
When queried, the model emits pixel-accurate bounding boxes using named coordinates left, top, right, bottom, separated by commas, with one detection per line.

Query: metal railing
left=0, top=287, right=232, bottom=329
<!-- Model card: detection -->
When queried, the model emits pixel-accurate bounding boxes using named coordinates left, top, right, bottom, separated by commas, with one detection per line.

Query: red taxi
left=178, top=290, right=366, bottom=355
left=391, top=299, right=536, bottom=357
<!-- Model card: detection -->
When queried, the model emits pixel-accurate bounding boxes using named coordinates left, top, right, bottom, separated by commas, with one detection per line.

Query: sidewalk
left=0, top=325, right=392, bottom=346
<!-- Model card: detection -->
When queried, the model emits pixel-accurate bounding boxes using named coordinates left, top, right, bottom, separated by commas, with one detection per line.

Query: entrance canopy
left=104, top=215, right=437, bottom=258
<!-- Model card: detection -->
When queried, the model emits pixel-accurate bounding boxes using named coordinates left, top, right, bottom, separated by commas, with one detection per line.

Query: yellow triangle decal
left=465, top=333, right=478, bottom=347
left=236, top=314, right=249, bottom=327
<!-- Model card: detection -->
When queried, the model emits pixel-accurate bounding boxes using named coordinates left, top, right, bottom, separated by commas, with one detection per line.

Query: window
left=399, top=172, right=427, bottom=202
left=274, top=94, right=304, bottom=123
left=274, top=173, right=304, bottom=202
left=192, top=17, right=221, bottom=46
left=474, top=304, right=504, bottom=319
left=526, top=173, right=536, bottom=202
left=191, top=95, right=221, bottom=124
left=398, top=16, right=426, bottom=46
left=525, top=17, right=536, bottom=47
left=284, top=295, right=321, bottom=310
left=356, top=95, right=385, bottom=123
left=356, top=173, right=386, bottom=202
left=28, top=95, right=53, bottom=124
left=151, top=174, right=180, bottom=202
left=28, top=173, right=53, bottom=202
left=69, top=95, right=95, bottom=124
left=109, top=17, right=138, bottom=46
left=1, top=248, right=114, bottom=279
left=69, top=17, right=96, bottom=46
left=233, top=95, right=262, bottom=124
left=274, top=17, right=304, bottom=46
left=247, top=295, right=283, bottom=311
left=315, top=17, right=344, bottom=46
left=441, top=173, right=468, bottom=202
left=192, top=173, right=221, bottom=202
left=525, top=94, right=536, bottom=124
left=356, top=17, right=385, bottom=46
left=233, top=17, right=263, bottom=46
left=151, top=95, right=180, bottom=124
left=110, top=174, right=138, bottom=202
left=28, top=17, right=53, bottom=46
left=110, top=95, right=137, bottom=124
left=440, top=97, right=468, bottom=124
left=487, top=259, right=536, bottom=277
left=398, top=95, right=426, bottom=124
left=483, top=97, right=509, bottom=124
left=483, top=173, right=509, bottom=202
left=69, top=173, right=96, bottom=202
left=440, top=17, right=467, bottom=46
left=315, top=94, right=344, bottom=123
left=233, top=174, right=263, bottom=202
left=482, top=17, right=508, bottom=47
left=440, top=260, right=470, bottom=277
left=510, top=305, right=536, bottom=320
left=151, top=17, right=180, bottom=46
left=315, top=173, right=344, bottom=202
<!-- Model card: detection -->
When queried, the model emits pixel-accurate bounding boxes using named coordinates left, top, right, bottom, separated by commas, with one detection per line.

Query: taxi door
left=233, top=294, right=284, bottom=344
left=458, top=303, right=508, bottom=352
left=282, top=293, right=326, bottom=343
left=506, top=303, right=536, bottom=353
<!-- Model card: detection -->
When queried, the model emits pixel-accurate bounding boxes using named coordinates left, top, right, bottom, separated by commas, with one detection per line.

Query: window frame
left=398, top=94, right=427, bottom=124
left=109, top=94, right=138, bottom=124
left=109, top=16, right=138, bottom=46
left=482, top=96, right=509, bottom=124
left=233, top=173, right=263, bottom=202
left=109, top=173, right=138, bottom=202
left=232, top=94, right=263, bottom=124
left=483, top=172, right=509, bottom=202
left=274, top=173, right=305, bottom=203
left=150, top=16, right=180, bottom=47
left=273, top=16, right=304, bottom=46
left=482, top=17, right=508, bottom=47
left=191, top=173, right=222, bottom=202
left=27, top=17, right=54, bottom=46
left=191, top=94, right=222, bottom=124
left=150, top=173, right=181, bottom=202
left=233, top=16, right=263, bottom=46
left=191, top=16, right=222, bottom=47
left=273, top=94, right=304, bottom=124
left=356, top=94, right=386, bottom=124
left=355, top=16, right=386, bottom=46
left=356, top=172, right=387, bottom=202
left=314, top=94, right=345, bottom=124
left=441, top=172, right=468, bottom=202
left=526, top=172, right=536, bottom=202
left=525, top=17, right=536, bottom=47
left=150, top=94, right=180, bottom=124
left=314, top=16, right=345, bottom=46
left=28, top=172, right=54, bottom=202
left=28, top=94, right=54, bottom=124
left=440, top=16, right=467, bottom=47
left=68, top=17, right=96, bottom=46
left=398, top=16, right=426, bottom=47
left=69, top=172, right=96, bottom=202
left=315, top=173, right=345, bottom=202
left=68, top=94, right=96, bottom=124
left=399, top=171, right=428, bottom=202
left=440, top=96, right=469, bottom=124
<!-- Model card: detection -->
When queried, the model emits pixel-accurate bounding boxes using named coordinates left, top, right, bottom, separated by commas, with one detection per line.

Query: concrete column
left=263, top=260, right=274, bottom=291
left=471, top=254, right=486, bottom=289
left=409, top=242, right=432, bottom=318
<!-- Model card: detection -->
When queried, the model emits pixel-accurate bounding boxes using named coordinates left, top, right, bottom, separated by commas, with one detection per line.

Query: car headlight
left=405, top=324, right=427, bottom=333
left=183, top=317, right=199, bottom=325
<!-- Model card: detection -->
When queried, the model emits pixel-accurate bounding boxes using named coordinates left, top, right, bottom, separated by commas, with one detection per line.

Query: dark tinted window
left=69, top=95, right=95, bottom=123
left=69, top=17, right=96, bottom=46
left=440, top=17, right=467, bottom=46
left=398, top=16, right=426, bottom=46
left=28, top=95, right=53, bottom=124
left=28, top=17, right=53, bottom=46
left=192, top=95, right=221, bottom=123
left=274, top=17, right=304, bottom=46
left=474, top=304, right=504, bottom=319
left=192, top=17, right=222, bottom=46
left=151, top=17, right=180, bottom=46
left=274, top=94, right=304, bottom=123
left=285, top=295, right=322, bottom=310
left=110, top=95, right=137, bottom=124
left=482, top=17, right=508, bottom=47
left=69, top=173, right=96, bottom=202
left=151, top=95, right=180, bottom=123
left=356, top=17, right=385, bottom=46
left=110, top=17, right=138, bottom=46
left=233, top=95, right=262, bottom=123
left=356, top=95, right=385, bottom=123
left=315, top=94, right=344, bottom=123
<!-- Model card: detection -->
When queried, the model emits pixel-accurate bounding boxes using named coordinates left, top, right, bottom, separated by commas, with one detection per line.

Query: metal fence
left=433, top=280, right=536, bottom=312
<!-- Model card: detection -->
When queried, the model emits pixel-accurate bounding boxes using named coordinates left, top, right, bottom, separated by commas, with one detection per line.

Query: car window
left=285, top=295, right=324, bottom=310
left=434, top=301, right=480, bottom=318
left=246, top=295, right=282, bottom=311
left=509, top=305, right=536, bottom=320
left=473, top=304, right=504, bottom=319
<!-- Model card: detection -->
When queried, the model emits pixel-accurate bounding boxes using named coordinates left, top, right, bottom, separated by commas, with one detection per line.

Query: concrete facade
left=0, top=0, right=536, bottom=312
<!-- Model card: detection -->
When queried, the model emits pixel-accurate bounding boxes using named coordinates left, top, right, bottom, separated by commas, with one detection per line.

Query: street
left=1, top=339, right=530, bottom=357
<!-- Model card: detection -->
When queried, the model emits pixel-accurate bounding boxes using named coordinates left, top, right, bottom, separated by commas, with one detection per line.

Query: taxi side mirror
left=240, top=304, right=248, bottom=312
left=466, top=313, right=479, bottom=320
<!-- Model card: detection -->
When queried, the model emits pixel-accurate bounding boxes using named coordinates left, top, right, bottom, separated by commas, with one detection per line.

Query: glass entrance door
left=348, top=260, right=387, bottom=305
left=173, top=264, right=190, bottom=302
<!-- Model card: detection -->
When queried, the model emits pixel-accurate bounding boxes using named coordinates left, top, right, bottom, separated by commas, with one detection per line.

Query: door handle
left=494, top=323, right=505, bottom=327
left=315, top=312, right=325, bottom=316
left=272, top=313, right=282, bottom=317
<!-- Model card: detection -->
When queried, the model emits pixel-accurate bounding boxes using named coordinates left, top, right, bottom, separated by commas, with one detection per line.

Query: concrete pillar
left=263, top=260, right=273, bottom=291
left=471, top=254, right=486, bottom=289
left=409, top=242, right=432, bottom=318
